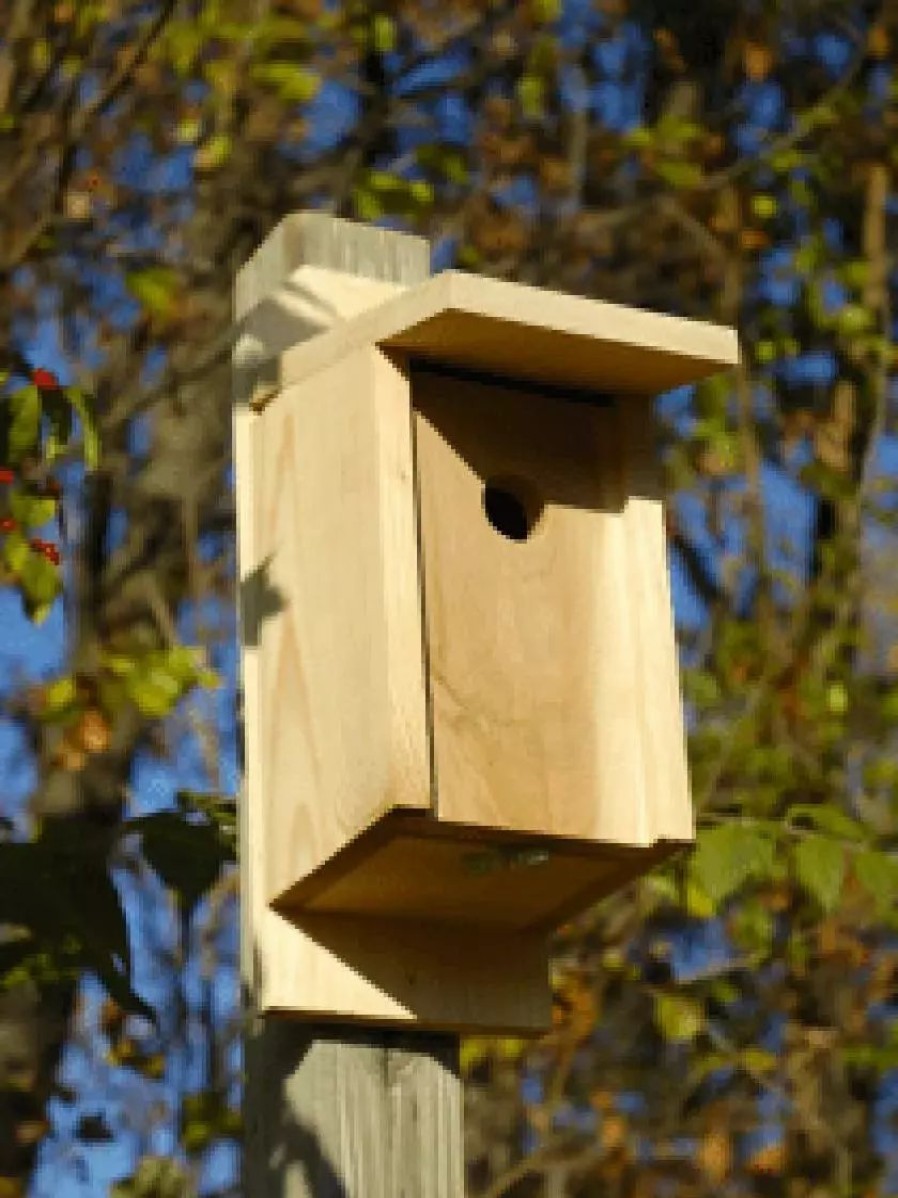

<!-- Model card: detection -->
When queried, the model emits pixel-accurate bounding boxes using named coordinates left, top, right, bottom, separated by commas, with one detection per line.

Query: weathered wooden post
left=233, top=212, right=738, bottom=1195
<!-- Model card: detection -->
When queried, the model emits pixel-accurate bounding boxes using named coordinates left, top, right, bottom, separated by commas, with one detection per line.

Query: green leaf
left=457, top=244, right=481, bottom=269
left=837, top=303, right=874, bottom=337
left=794, top=835, right=845, bottom=911
left=517, top=74, right=544, bottom=119
left=880, top=688, right=898, bottom=722
left=770, top=147, right=803, bottom=172
left=176, top=115, right=203, bottom=145
left=623, top=126, right=653, bottom=149
left=709, top=979, right=739, bottom=1005
left=750, top=194, right=778, bottom=219
left=415, top=144, right=469, bottom=185
left=353, top=171, right=434, bottom=218
left=30, top=599, right=56, bottom=626
left=249, top=62, right=320, bottom=102
left=841, top=1045, right=898, bottom=1071
left=655, top=160, right=702, bottom=189
left=531, top=0, right=562, bottom=21
left=741, top=1047, right=778, bottom=1074
left=654, top=993, right=705, bottom=1043
left=828, top=680, right=852, bottom=714
left=0, top=833, right=152, bottom=1020
left=794, top=239, right=823, bottom=274
left=527, top=34, right=558, bottom=76
left=66, top=388, right=100, bottom=472
left=9, top=384, right=41, bottom=463
left=728, top=901, right=774, bottom=956
left=365, top=170, right=407, bottom=193
left=840, top=260, right=870, bottom=289
left=20, top=547, right=61, bottom=609
left=3, top=529, right=29, bottom=575
left=195, top=132, right=232, bottom=171
left=101, top=652, right=137, bottom=677
left=162, top=645, right=205, bottom=683
left=114, top=1157, right=190, bottom=1198
left=165, top=20, right=204, bottom=76
left=409, top=179, right=434, bottom=207
left=683, top=670, right=721, bottom=709
left=11, top=490, right=57, bottom=529
left=644, top=870, right=679, bottom=906
left=656, top=116, right=704, bottom=142
left=854, top=851, right=898, bottom=916
left=688, top=1051, right=731, bottom=1084
left=126, top=269, right=179, bottom=321
left=133, top=811, right=227, bottom=912
left=41, top=675, right=79, bottom=722
left=353, top=185, right=383, bottom=222
left=253, top=15, right=313, bottom=46
left=96, top=674, right=128, bottom=716
left=686, top=876, right=715, bottom=918
left=787, top=804, right=867, bottom=842
left=371, top=14, right=396, bottom=52
left=690, top=824, right=775, bottom=907
left=126, top=665, right=183, bottom=717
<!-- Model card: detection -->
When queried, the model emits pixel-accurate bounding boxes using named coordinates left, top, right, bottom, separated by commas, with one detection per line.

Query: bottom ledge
left=252, top=815, right=689, bottom=1033
left=250, top=909, right=552, bottom=1035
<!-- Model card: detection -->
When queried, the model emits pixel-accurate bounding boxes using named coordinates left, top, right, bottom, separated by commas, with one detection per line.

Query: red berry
left=0, top=469, right=14, bottom=485
left=0, top=517, right=16, bottom=533
left=30, top=538, right=59, bottom=565
left=32, top=368, right=59, bottom=390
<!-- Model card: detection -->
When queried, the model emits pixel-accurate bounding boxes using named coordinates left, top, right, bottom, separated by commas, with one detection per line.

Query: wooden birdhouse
left=235, top=221, right=738, bottom=1034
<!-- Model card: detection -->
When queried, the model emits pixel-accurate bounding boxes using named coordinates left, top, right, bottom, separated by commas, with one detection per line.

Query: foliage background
left=2, top=0, right=898, bottom=1194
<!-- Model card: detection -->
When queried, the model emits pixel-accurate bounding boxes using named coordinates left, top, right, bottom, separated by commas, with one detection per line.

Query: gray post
left=233, top=213, right=464, bottom=1198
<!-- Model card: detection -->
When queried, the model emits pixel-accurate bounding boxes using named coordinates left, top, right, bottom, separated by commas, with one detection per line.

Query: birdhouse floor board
left=272, top=812, right=682, bottom=934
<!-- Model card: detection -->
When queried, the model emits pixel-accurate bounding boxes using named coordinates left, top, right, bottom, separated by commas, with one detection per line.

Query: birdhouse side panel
left=617, top=395, right=694, bottom=844
left=252, top=346, right=431, bottom=908
left=412, top=369, right=654, bottom=846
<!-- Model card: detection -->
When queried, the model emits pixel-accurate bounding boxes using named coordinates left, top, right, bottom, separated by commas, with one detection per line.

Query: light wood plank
left=260, top=912, right=550, bottom=1034
left=235, top=211, right=429, bottom=321
left=412, top=369, right=656, bottom=845
left=617, top=395, right=694, bottom=844
left=251, top=345, right=430, bottom=907
left=271, top=268, right=739, bottom=408
left=278, top=815, right=676, bottom=932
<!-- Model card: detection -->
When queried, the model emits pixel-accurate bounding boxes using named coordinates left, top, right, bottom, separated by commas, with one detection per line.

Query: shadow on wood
left=245, top=992, right=462, bottom=1197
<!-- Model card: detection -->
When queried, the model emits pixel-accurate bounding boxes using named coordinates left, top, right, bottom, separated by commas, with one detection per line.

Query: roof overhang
left=264, top=269, right=739, bottom=407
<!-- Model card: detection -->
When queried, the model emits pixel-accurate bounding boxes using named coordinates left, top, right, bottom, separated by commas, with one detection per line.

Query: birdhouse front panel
left=411, top=366, right=678, bottom=846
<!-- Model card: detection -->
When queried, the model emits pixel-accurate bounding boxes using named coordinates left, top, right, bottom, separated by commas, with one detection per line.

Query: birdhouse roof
left=273, top=269, right=739, bottom=404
